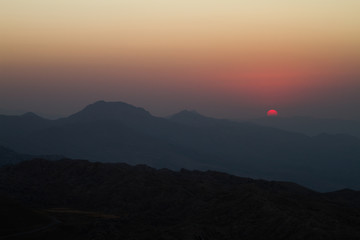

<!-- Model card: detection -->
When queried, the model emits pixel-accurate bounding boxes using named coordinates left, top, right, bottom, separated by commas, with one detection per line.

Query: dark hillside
left=1, top=159, right=360, bottom=240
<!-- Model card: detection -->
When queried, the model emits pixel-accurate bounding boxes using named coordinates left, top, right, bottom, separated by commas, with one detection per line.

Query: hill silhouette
left=65, top=100, right=152, bottom=123
left=0, top=146, right=63, bottom=167
left=0, top=146, right=31, bottom=166
left=169, top=110, right=226, bottom=127
left=1, top=101, right=360, bottom=191
left=1, top=159, right=360, bottom=240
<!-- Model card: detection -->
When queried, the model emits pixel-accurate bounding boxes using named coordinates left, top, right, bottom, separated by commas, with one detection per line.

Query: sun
left=267, top=109, right=278, bottom=117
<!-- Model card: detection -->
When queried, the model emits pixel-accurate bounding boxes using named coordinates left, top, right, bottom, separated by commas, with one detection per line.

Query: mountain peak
left=173, top=110, right=203, bottom=117
left=21, top=112, right=42, bottom=119
left=170, top=110, right=208, bottom=120
left=67, top=101, right=151, bottom=122
left=169, top=110, right=223, bottom=126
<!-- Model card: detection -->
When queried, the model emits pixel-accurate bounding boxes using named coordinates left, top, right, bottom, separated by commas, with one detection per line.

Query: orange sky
left=1, top=0, right=360, bottom=118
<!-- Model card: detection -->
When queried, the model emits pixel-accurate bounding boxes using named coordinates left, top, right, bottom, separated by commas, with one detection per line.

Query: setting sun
left=267, top=109, right=278, bottom=117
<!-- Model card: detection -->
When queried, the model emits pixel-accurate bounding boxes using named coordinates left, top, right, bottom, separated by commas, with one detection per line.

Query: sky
left=1, top=0, right=360, bottom=119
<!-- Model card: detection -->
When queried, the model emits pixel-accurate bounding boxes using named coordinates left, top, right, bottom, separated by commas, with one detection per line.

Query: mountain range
left=249, top=116, right=360, bottom=138
left=1, top=100, right=360, bottom=191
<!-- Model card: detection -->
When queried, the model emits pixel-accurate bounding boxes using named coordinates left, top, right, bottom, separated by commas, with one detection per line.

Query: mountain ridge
left=1, top=100, right=360, bottom=191
left=1, top=158, right=360, bottom=239
left=249, top=116, right=360, bottom=138
left=65, top=100, right=152, bottom=122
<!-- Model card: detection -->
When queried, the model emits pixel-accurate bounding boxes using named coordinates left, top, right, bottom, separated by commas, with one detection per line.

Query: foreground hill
left=0, top=195, right=53, bottom=238
left=1, top=101, right=360, bottom=191
left=1, top=159, right=360, bottom=240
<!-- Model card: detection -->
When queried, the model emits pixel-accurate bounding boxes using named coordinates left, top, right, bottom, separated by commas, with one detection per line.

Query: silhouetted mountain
left=1, top=159, right=360, bottom=240
left=169, top=110, right=227, bottom=127
left=0, top=112, right=51, bottom=146
left=2, top=101, right=360, bottom=191
left=0, top=146, right=32, bottom=166
left=250, top=116, right=360, bottom=138
left=65, top=100, right=152, bottom=123
left=0, top=146, right=64, bottom=167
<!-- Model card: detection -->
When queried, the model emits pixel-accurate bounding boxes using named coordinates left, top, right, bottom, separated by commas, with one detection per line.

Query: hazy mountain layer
left=1, top=101, right=360, bottom=191
left=250, top=116, right=360, bottom=138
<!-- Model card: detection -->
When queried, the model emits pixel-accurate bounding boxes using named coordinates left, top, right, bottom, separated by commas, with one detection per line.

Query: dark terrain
left=0, top=194, right=53, bottom=238
left=1, top=101, right=360, bottom=191
left=1, top=159, right=360, bottom=240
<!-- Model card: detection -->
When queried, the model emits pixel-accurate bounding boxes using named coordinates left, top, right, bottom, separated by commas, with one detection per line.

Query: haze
left=1, top=0, right=360, bottom=119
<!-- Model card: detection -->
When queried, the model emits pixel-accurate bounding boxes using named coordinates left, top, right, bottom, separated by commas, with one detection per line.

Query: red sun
left=267, top=109, right=278, bottom=117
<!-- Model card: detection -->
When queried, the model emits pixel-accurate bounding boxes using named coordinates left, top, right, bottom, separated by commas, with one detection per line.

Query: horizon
left=1, top=1, right=360, bottom=120
left=1, top=99, right=360, bottom=121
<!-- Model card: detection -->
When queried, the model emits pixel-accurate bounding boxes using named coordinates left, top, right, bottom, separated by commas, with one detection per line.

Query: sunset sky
left=1, top=0, right=360, bottom=119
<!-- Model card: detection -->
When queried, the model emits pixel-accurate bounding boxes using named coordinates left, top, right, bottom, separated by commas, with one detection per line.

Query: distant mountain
left=1, top=101, right=360, bottom=191
left=0, top=112, right=51, bottom=144
left=1, top=158, right=360, bottom=240
left=169, top=110, right=228, bottom=127
left=0, top=146, right=32, bottom=166
left=65, top=100, right=152, bottom=123
left=0, top=146, right=64, bottom=167
left=249, top=116, right=360, bottom=138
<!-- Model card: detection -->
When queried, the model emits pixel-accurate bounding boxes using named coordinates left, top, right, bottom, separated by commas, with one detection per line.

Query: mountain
left=169, top=110, right=228, bottom=127
left=250, top=116, right=360, bottom=138
left=167, top=113, right=360, bottom=191
left=1, top=158, right=360, bottom=240
left=65, top=100, right=152, bottom=123
left=0, top=146, right=32, bottom=166
left=0, top=112, right=51, bottom=145
left=1, top=101, right=360, bottom=191
left=0, top=146, right=64, bottom=167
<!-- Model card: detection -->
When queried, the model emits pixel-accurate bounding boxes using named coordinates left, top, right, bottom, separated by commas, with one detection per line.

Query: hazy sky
left=1, top=0, right=360, bottom=119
